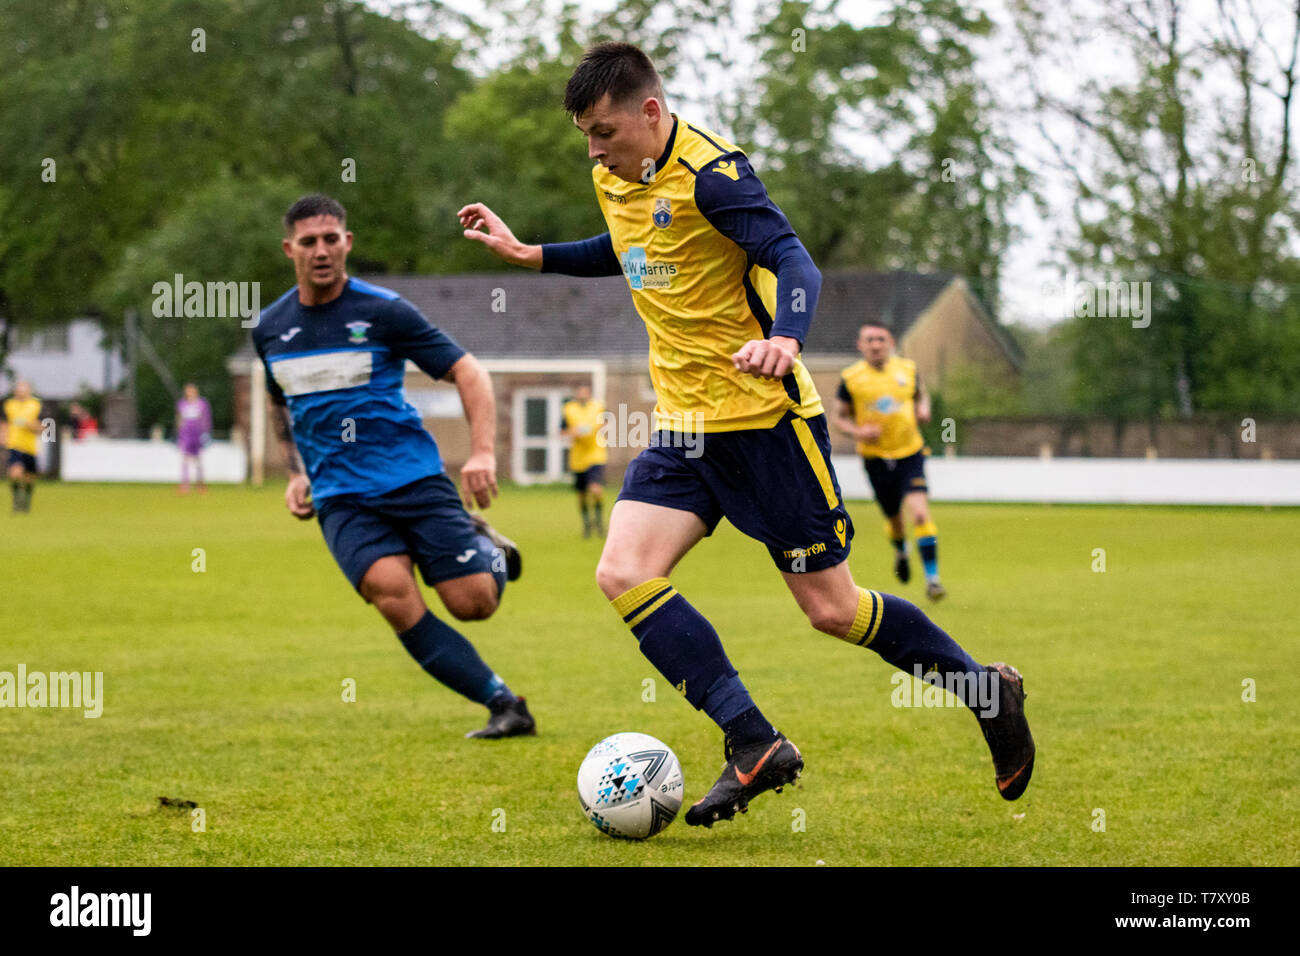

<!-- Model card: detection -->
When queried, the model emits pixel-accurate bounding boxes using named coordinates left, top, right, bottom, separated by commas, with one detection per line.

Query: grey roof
left=232, top=269, right=1013, bottom=365
left=366, top=269, right=968, bottom=359
left=802, top=270, right=956, bottom=354
left=373, top=273, right=648, bottom=358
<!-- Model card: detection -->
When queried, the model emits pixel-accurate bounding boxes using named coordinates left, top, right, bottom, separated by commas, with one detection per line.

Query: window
left=11, top=324, right=70, bottom=354
left=512, top=389, right=569, bottom=484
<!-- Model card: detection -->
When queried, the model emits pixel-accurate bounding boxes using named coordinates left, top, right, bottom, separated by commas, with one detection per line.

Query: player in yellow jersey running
left=457, top=42, right=1034, bottom=824
left=835, top=324, right=946, bottom=601
left=561, top=384, right=609, bottom=537
left=2, top=379, right=43, bottom=514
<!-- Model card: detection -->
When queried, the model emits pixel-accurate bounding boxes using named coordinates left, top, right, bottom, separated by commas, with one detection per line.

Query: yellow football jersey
left=3, top=396, right=42, bottom=455
left=838, top=356, right=924, bottom=459
left=592, top=117, right=823, bottom=433
left=562, top=398, right=608, bottom=473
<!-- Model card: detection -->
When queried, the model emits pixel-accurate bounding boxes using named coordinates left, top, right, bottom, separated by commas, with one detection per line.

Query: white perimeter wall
left=60, top=439, right=247, bottom=483
left=831, top=456, right=1300, bottom=507
left=55, top=442, right=1298, bottom=503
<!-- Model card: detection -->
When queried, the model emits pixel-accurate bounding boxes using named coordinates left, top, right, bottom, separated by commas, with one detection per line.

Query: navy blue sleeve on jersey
left=380, top=299, right=467, bottom=380
left=836, top=379, right=851, bottom=404
left=541, top=233, right=622, bottom=277
left=695, top=153, right=822, bottom=346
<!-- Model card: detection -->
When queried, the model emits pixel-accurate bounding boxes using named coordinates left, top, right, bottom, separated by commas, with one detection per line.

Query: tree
left=1013, top=0, right=1300, bottom=418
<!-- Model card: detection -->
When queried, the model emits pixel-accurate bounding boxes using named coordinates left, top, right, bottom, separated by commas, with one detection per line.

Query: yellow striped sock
left=845, top=588, right=884, bottom=647
left=610, top=577, right=676, bottom=629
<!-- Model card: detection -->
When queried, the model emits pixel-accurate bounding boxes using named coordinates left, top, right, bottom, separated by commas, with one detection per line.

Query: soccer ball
left=577, top=732, right=684, bottom=840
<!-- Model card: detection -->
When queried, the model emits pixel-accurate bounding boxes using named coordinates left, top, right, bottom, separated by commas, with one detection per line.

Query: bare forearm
left=454, top=357, right=496, bottom=455
left=833, top=402, right=858, bottom=437
left=270, top=403, right=305, bottom=474
left=511, top=243, right=543, bottom=270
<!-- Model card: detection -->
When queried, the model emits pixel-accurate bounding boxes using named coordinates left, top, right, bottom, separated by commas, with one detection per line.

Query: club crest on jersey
left=652, top=198, right=672, bottom=228
left=346, top=321, right=371, bottom=343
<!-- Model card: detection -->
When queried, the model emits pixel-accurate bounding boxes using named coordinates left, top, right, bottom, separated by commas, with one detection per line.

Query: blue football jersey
left=252, top=277, right=466, bottom=502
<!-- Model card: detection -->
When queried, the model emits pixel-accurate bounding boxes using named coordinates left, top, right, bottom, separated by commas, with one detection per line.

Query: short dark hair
left=563, top=42, right=665, bottom=117
left=283, top=193, right=347, bottom=234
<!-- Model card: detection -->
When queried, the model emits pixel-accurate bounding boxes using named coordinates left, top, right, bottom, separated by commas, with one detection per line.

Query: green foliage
left=1021, top=0, right=1300, bottom=419
left=744, top=0, right=1028, bottom=313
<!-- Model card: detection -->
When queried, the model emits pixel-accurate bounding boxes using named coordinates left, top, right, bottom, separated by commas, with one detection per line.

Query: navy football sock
left=847, top=590, right=983, bottom=710
left=611, top=578, right=772, bottom=737
left=396, top=610, right=511, bottom=706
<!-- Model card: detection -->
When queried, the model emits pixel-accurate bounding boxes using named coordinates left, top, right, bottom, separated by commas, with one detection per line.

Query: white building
left=2, top=319, right=125, bottom=400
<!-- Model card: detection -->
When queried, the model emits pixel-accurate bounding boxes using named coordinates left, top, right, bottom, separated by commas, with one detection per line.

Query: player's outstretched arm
left=457, top=203, right=542, bottom=270
left=445, top=353, right=499, bottom=510
left=270, top=402, right=314, bottom=519
left=915, top=374, right=932, bottom=424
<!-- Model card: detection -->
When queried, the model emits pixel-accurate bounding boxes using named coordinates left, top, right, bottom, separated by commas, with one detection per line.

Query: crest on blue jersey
left=652, top=197, right=672, bottom=228
left=346, top=321, right=371, bottom=343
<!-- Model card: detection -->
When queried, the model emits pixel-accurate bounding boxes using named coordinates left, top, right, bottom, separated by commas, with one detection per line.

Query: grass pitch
left=2, top=483, right=1296, bottom=866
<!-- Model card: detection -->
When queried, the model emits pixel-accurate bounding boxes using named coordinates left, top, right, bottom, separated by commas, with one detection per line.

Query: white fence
left=831, top=455, right=1300, bottom=506
left=60, top=438, right=247, bottom=483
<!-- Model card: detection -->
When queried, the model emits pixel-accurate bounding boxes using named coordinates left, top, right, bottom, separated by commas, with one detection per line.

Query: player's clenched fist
left=285, top=472, right=315, bottom=520
left=732, top=336, right=800, bottom=380
left=460, top=451, right=500, bottom=510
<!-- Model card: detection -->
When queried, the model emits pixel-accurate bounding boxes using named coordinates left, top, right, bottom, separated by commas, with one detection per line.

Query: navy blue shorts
left=316, top=473, right=499, bottom=593
left=574, top=464, right=606, bottom=492
left=6, top=449, right=36, bottom=472
left=863, top=450, right=928, bottom=518
left=617, top=413, right=853, bottom=573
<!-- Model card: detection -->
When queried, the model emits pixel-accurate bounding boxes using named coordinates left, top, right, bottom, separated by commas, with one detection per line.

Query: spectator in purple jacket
left=175, top=383, right=212, bottom=494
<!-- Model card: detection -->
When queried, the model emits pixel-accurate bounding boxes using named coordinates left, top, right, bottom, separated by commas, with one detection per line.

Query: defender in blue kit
left=253, top=193, right=534, bottom=739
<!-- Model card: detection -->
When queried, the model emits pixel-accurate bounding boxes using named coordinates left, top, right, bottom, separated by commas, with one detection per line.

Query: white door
left=512, top=389, right=568, bottom=484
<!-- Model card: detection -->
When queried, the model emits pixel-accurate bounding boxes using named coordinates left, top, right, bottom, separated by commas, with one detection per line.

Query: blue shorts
left=617, top=413, right=853, bottom=573
left=863, top=450, right=928, bottom=518
left=6, top=449, right=36, bottom=472
left=316, top=473, right=498, bottom=593
left=574, top=464, right=606, bottom=492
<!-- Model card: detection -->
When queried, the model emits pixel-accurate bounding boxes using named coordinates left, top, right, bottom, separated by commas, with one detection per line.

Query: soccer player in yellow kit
left=561, top=384, right=609, bottom=537
left=2, top=379, right=43, bottom=514
left=836, top=324, right=946, bottom=601
left=457, top=43, right=1034, bottom=824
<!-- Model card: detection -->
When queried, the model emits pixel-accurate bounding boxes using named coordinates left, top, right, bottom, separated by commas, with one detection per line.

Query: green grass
left=1, top=484, right=1296, bottom=866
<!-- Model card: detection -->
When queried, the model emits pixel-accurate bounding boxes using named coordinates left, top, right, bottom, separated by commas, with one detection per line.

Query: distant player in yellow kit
left=835, top=324, right=945, bottom=600
left=2, top=379, right=43, bottom=514
left=561, top=384, right=609, bottom=537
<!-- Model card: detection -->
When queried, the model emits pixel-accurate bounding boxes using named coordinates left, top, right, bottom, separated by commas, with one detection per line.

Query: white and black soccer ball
left=577, top=732, right=684, bottom=840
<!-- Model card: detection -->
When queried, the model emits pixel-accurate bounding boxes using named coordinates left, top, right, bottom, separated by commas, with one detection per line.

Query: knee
left=595, top=557, right=642, bottom=601
left=805, top=599, right=856, bottom=638
left=444, top=584, right=499, bottom=622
